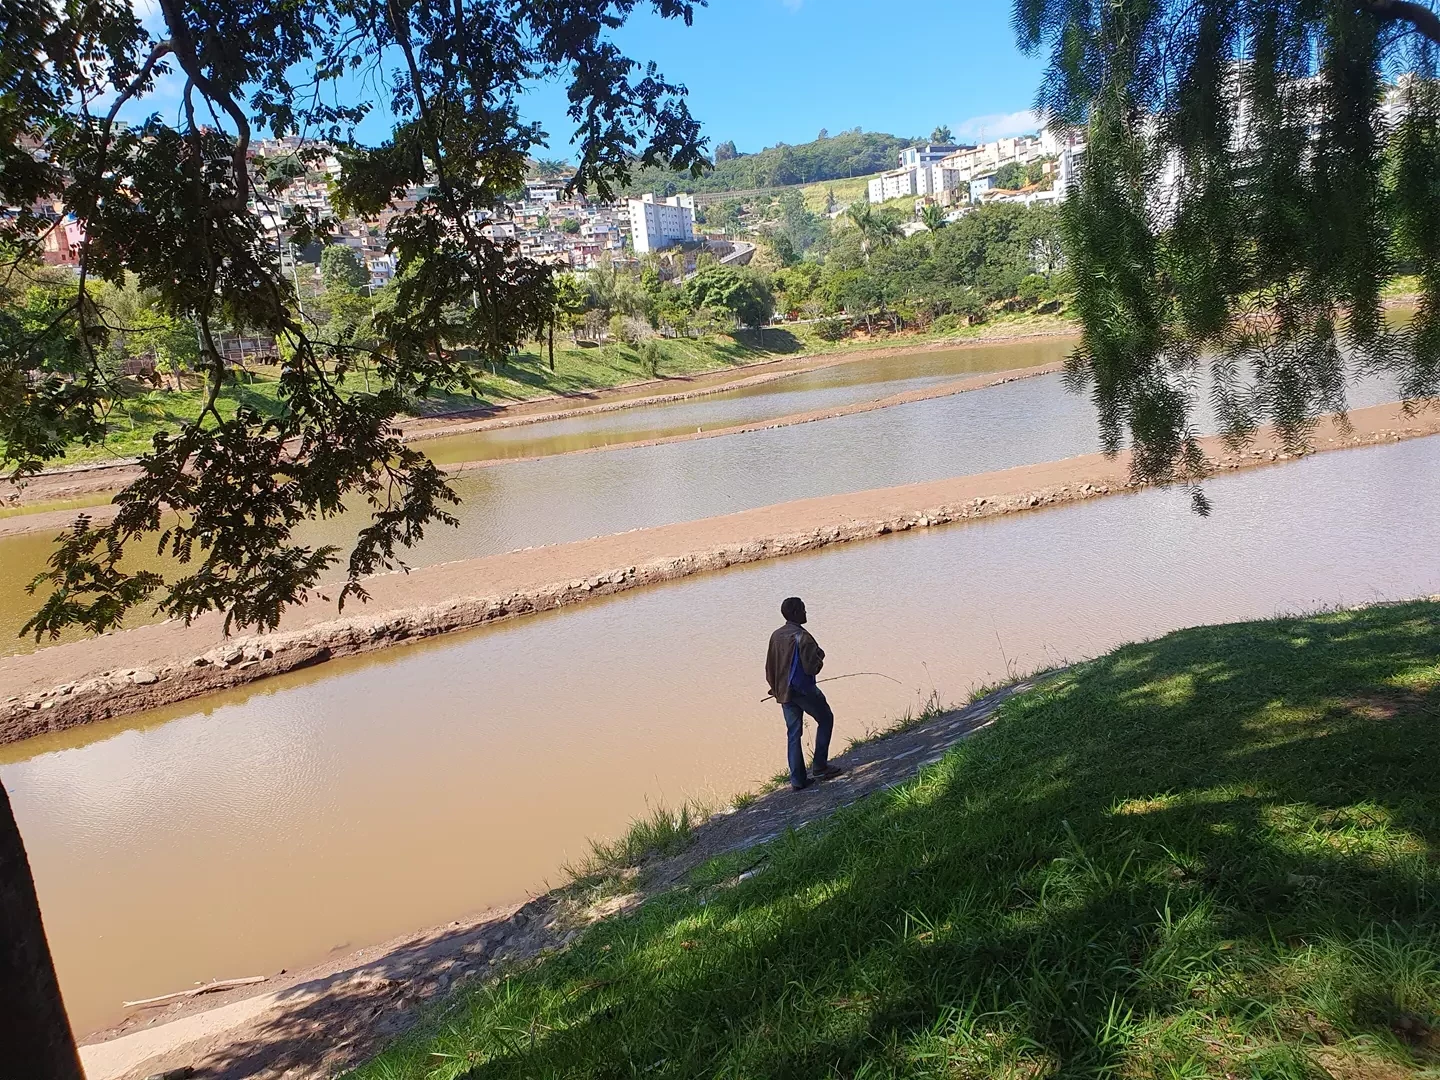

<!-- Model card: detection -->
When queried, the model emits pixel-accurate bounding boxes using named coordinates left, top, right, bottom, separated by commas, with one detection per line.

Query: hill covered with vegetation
left=621, top=129, right=917, bottom=197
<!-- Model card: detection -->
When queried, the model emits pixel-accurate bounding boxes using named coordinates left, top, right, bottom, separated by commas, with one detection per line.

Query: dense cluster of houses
left=31, top=134, right=647, bottom=285
left=242, top=139, right=643, bottom=289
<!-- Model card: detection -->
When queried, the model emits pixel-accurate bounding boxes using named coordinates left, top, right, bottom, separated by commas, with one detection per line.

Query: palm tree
left=531, top=157, right=571, bottom=178
left=844, top=202, right=903, bottom=263
left=920, top=204, right=947, bottom=232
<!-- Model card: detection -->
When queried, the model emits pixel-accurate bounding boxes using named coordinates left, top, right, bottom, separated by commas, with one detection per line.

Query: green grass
left=21, top=335, right=800, bottom=468
left=51, top=377, right=293, bottom=464
left=564, top=802, right=705, bottom=887
left=352, top=600, right=1440, bottom=1079
left=797, top=173, right=883, bottom=214
left=1384, top=275, right=1422, bottom=300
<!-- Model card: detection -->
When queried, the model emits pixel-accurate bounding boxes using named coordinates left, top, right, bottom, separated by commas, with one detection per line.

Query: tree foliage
left=623, top=129, right=914, bottom=195
left=319, top=245, right=370, bottom=292
left=1015, top=0, right=1440, bottom=507
left=3, top=0, right=706, bottom=642
left=684, top=266, right=774, bottom=328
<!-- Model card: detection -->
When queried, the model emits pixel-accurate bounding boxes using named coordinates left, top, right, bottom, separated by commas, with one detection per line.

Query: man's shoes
left=791, top=777, right=814, bottom=792
left=810, top=763, right=843, bottom=781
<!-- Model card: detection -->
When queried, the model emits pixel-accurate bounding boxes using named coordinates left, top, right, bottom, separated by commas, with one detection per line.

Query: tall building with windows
left=627, top=193, right=695, bottom=253
left=898, top=143, right=960, bottom=170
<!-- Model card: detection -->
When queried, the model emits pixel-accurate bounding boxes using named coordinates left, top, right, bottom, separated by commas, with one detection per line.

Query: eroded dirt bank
left=3, top=401, right=1436, bottom=744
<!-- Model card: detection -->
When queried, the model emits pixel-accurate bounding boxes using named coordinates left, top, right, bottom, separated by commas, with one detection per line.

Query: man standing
left=765, top=597, right=840, bottom=791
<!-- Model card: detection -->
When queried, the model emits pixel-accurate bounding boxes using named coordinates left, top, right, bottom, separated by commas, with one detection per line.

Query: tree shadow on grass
left=732, top=327, right=802, bottom=354
left=355, top=602, right=1440, bottom=1079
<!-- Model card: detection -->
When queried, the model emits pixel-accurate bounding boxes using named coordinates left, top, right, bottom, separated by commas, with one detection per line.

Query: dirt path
left=4, top=401, right=1436, bottom=744
left=1, top=325, right=1076, bottom=513
left=77, top=677, right=1040, bottom=1080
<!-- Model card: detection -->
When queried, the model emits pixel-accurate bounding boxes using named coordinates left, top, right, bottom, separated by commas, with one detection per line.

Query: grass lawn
left=32, top=335, right=796, bottom=466
left=354, top=600, right=1440, bottom=1079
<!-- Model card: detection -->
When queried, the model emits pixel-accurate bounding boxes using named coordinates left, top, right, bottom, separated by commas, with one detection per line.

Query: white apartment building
left=524, top=179, right=567, bottom=204
left=871, top=135, right=1061, bottom=205
left=627, top=192, right=695, bottom=253
left=899, top=142, right=960, bottom=169
left=869, top=143, right=963, bottom=203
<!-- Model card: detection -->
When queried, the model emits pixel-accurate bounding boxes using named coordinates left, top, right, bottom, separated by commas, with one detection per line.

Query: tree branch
left=1361, top=0, right=1440, bottom=46
left=156, top=0, right=251, bottom=207
left=101, top=41, right=173, bottom=136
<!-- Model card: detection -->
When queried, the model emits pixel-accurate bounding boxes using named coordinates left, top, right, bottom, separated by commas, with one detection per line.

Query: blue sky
left=119, top=0, right=1048, bottom=156
left=521, top=0, right=1049, bottom=155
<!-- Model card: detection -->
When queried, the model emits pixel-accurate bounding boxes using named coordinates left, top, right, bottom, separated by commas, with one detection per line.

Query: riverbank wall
left=3, top=401, right=1437, bottom=744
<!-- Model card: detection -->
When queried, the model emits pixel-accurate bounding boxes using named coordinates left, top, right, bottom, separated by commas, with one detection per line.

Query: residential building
left=1055, top=144, right=1084, bottom=200
left=628, top=192, right=694, bottom=253
left=898, top=143, right=960, bottom=169
left=40, top=216, right=84, bottom=267
left=367, top=254, right=397, bottom=288
left=524, top=179, right=567, bottom=204
left=871, top=133, right=1074, bottom=205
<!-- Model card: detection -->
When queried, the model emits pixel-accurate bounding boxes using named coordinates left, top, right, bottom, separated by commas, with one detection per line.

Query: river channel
left=1, top=339, right=1068, bottom=655
left=417, top=336, right=1074, bottom=464
left=0, top=336, right=1405, bottom=655
left=4, top=435, right=1438, bottom=1035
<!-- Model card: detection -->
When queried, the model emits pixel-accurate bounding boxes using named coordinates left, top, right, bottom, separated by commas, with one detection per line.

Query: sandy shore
left=1, top=324, right=1077, bottom=514
left=4, top=400, right=1436, bottom=744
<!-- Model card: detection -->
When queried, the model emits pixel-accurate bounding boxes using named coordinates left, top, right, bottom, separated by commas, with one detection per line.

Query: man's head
left=781, top=596, right=807, bottom=624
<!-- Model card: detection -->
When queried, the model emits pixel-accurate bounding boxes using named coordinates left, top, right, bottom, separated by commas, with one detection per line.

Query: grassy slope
left=798, top=173, right=883, bottom=214
left=40, top=336, right=789, bottom=466
left=355, top=600, right=1440, bottom=1079
left=37, top=313, right=1074, bottom=468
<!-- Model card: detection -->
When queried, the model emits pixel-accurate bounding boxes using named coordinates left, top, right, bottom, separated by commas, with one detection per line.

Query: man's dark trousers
left=781, top=688, right=833, bottom=790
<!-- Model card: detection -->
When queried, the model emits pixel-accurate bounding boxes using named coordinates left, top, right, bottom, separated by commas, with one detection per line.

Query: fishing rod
left=759, top=671, right=902, bottom=704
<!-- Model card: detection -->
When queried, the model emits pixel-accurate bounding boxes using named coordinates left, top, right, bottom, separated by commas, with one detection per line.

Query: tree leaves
left=1017, top=0, right=1440, bottom=497
left=6, top=0, right=706, bottom=639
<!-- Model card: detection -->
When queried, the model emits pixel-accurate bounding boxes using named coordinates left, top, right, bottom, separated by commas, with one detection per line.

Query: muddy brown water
left=3, top=436, right=1438, bottom=1037
left=418, top=338, right=1075, bottom=464
left=0, top=338, right=1404, bottom=657
left=0, top=340, right=1068, bottom=657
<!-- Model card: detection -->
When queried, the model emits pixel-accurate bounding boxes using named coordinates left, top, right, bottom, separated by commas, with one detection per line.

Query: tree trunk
left=0, top=777, right=82, bottom=1080
left=548, top=316, right=555, bottom=372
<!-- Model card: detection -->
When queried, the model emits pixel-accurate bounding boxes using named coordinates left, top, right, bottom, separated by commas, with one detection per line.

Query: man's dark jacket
left=765, top=621, right=825, bottom=704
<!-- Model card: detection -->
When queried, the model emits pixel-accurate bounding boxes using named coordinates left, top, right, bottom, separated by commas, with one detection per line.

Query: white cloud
left=954, top=109, right=1043, bottom=141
